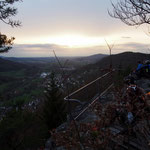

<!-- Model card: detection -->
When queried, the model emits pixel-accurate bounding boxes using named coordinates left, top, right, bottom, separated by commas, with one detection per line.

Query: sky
left=1, top=0, right=150, bottom=57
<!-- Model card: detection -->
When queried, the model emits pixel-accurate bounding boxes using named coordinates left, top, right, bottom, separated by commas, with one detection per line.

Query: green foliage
left=2, top=94, right=31, bottom=107
left=0, top=70, right=25, bottom=77
left=0, top=83, right=9, bottom=93
left=13, top=97, right=25, bottom=108
left=42, top=72, right=66, bottom=130
left=0, top=69, right=44, bottom=107
left=31, top=89, right=43, bottom=97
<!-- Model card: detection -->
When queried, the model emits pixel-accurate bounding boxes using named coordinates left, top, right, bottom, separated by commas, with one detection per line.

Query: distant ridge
left=79, top=52, right=150, bottom=72
left=2, top=54, right=107, bottom=65
left=96, top=52, right=150, bottom=69
left=2, top=52, right=147, bottom=72
left=75, top=54, right=107, bottom=63
left=0, top=57, right=29, bottom=72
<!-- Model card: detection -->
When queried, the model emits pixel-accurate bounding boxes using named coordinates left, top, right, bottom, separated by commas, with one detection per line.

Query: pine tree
left=0, top=0, right=22, bottom=53
left=43, top=72, right=66, bottom=130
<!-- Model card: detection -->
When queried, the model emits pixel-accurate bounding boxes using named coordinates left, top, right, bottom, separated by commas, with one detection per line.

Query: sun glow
left=16, top=34, right=128, bottom=47
left=51, top=35, right=103, bottom=47
left=44, top=35, right=104, bottom=47
left=39, top=35, right=105, bottom=47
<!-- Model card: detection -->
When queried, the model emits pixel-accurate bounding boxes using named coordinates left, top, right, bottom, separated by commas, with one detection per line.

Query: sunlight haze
left=1, top=0, right=150, bottom=57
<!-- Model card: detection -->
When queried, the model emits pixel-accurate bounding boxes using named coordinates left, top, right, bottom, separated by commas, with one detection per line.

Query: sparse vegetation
left=52, top=84, right=150, bottom=150
left=0, top=52, right=150, bottom=149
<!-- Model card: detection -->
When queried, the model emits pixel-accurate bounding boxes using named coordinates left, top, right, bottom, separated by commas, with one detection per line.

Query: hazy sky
left=1, top=0, right=150, bottom=57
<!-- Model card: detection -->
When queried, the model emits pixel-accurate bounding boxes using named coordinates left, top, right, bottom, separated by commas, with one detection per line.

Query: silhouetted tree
left=42, top=72, right=66, bottom=130
left=0, top=33, right=15, bottom=53
left=109, top=0, right=150, bottom=26
left=0, top=109, right=33, bottom=150
left=0, top=0, right=22, bottom=53
left=0, top=108, right=47, bottom=150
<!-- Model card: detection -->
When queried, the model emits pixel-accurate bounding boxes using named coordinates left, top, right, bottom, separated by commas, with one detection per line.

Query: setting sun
left=19, top=35, right=105, bottom=48
left=47, top=35, right=105, bottom=47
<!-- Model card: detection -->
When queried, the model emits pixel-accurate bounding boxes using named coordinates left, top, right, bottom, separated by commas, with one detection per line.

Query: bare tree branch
left=109, top=0, right=150, bottom=26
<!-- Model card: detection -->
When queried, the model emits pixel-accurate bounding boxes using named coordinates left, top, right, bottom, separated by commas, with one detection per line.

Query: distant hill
left=95, top=52, right=150, bottom=70
left=3, top=57, right=56, bottom=64
left=4, top=54, right=107, bottom=65
left=0, top=57, right=29, bottom=72
left=3, top=52, right=148, bottom=73
left=76, top=52, right=150, bottom=75
left=74, top=54, right=107, bottom=63
left=84, top=54, right=107, bottom=60
left=2, top=54, right=107, bottom=69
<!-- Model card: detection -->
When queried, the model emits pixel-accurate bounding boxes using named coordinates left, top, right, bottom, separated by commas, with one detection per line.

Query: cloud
left=119, top=42, right=149, bottom=50
left=1, top=42, right=150, bottom=57
left=14, top=44, right=62, bottom=49
left=121, top=36, right=131, bottom=39
left=1, top=44, right=73, bottom=57
left=111, top=42, right=150, bottom=54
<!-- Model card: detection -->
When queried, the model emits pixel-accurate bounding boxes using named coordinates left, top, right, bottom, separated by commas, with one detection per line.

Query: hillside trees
left=0, top=0, right=22, bottom=53
left=0, top=100, right=48, bottom=150
left=0, top=109, right=33, bottom=150
left=109, top=0, right=150, bottom=26
left=42, top=72, right=66, bottom=131
left=0, top=109, right=44, bottom=150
